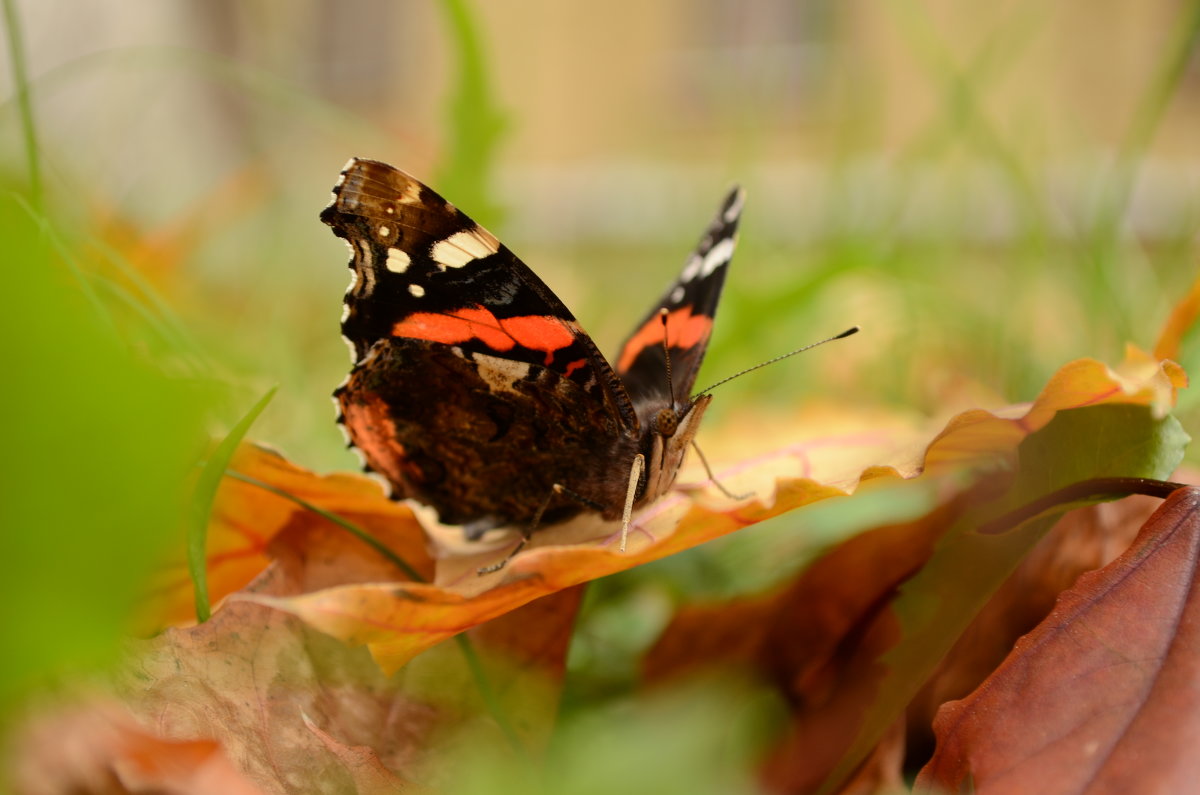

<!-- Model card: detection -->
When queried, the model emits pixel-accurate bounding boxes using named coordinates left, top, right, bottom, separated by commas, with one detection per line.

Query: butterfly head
left=654, top=406, right=679, bottom=439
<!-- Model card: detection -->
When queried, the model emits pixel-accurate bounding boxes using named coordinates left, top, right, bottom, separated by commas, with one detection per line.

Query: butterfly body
left=322, top=159, right=741, bottom=542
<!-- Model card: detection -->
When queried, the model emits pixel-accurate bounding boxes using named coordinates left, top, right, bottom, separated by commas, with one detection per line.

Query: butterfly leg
left=477, top=486, right=555, bottom=575
left=620, top=453, right=646, bottom=553
left=690, top=441, right=752, bottom=501
left=476, top=483, right=605, bottom=575
left=476, top=534, right=530, bottom=575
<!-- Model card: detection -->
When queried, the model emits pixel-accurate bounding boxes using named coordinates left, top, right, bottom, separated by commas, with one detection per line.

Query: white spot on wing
left=700, top=237, right=735, bottom=278
left=670, top=285, right=685, bottom=304
left=396, top=179, right=423, bottom=206
left=431, top=227, right=500, bottom=270
left=386, top=248, right=412, bottom=273
left=408, top=283, right=425, bottom=297
left=474, top=354, right=531, bottom=395
left=723, top=190, right=745, bottom=223
left=681, top=255, right=702, bottom=283
left=378, top=225, right=391, bottom=238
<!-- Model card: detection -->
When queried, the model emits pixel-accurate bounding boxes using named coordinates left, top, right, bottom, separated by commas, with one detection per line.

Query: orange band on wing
left=617, top=306, right=712, bottom=372
left=392, top=306, right=578, bottom=365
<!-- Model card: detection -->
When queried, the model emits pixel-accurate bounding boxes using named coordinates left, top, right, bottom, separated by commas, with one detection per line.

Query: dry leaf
left=916, top=486, right=1200, bottom=793
left=907, top=495, right=1160, bottom=749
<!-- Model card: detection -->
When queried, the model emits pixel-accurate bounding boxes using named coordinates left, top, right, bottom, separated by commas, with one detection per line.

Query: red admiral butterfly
left=321, top=159, right=743, bottom=562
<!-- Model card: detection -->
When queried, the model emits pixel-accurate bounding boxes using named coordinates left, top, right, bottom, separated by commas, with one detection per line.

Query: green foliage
left=0, top=196, right=211, bottom=710
left=446, top=678, right=781, bottom=795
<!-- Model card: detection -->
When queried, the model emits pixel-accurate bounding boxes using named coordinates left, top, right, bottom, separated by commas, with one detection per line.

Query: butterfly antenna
left=691, top=326, right=860, bottom=398
left=659, top=308, right=676, bottom=410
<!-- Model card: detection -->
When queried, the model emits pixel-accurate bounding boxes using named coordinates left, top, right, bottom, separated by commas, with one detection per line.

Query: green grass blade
left=2, top=0, right=42, bottom=212
left=10, top=194, right=118, bottom=338
left=86, top=236, right=216, bottom=372
left=223, top=470, right=425, bottom=583
left=1115, top=0, right=1200, bottom=189
left=433, top=0, right=508, bottom=227
left=452, top=635, right=527, bottom=756
left=188, top=387, right=277, bottom=623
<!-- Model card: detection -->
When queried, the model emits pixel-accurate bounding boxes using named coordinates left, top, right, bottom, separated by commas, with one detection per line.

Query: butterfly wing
left=614, top=186, right=744, bottom=422
left=321, top=159, right=643, bottom=530
left=322, top=158, right=638, bottom=429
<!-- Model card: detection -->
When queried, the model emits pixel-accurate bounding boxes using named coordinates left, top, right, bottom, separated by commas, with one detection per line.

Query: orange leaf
left=916, top=486, right=1200, bottom=792
left=923, top=346, right=1184, bottom=470
left=1155, top=269, right=1200, bottom=361
left=138, top=443, right=430, bottom=631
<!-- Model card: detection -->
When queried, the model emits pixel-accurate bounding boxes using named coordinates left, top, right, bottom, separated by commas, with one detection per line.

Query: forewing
left=321, top=158, right=637, bottom=430
left=615, top=187, right=744, bottom=413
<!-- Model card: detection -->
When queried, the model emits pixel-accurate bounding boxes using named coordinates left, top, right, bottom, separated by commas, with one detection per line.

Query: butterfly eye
left=654, top=407, right=679, bottom=438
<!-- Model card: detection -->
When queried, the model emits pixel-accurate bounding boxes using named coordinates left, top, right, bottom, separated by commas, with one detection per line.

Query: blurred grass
left=445, top=675, right=782, bottom=795
left=1, top=2, right=211, bottom=718
left=3, top=0, right=1200, bottom=785
left=1, top=0, right=38, bottom=210
left=0, top=193, right=211, bottom=712
left=433, top=0, right=508, bottom=227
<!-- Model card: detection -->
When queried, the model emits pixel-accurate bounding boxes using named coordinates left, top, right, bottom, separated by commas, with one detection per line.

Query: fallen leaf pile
left=8, top=313, right=1198, bottom=792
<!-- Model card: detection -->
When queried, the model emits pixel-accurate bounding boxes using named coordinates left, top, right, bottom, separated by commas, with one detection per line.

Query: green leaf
left=821, top=403, right=1190, bottom=793
left=188, top=387, right=277, bottom=623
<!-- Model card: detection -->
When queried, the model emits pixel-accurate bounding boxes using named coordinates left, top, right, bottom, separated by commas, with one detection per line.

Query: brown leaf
left=916, top=486, right=1200, bottom=793
left=121, top=565, right=431, bottom=793
left=907, top=495, right=1160, bottom=749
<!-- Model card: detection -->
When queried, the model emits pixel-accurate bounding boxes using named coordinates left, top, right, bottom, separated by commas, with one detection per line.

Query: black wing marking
left=614, top=186, right=744, bottom=421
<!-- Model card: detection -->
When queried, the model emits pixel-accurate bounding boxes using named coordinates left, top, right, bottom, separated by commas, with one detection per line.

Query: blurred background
left=3, top=0, right=1199, bottom=768
left=6, top=1, right=1199, bottom=467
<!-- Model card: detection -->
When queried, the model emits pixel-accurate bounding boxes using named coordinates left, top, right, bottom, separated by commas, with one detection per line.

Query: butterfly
left=321, top=159, right=742, bottom=564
